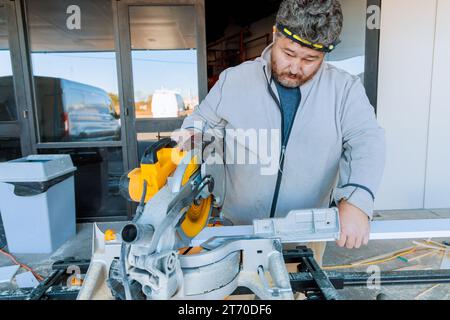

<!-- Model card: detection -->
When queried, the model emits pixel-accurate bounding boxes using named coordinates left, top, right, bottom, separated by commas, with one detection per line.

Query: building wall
left=376, top=0, right=450, bottom=210
left=424, top=0, right=450, bottom=208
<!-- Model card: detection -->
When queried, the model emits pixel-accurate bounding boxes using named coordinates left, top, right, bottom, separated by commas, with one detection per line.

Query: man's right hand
left=336, top=200, right=370, bottom=249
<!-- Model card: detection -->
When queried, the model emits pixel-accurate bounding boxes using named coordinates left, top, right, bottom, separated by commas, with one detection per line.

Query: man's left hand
left=336, top=200, right=370, bottom=249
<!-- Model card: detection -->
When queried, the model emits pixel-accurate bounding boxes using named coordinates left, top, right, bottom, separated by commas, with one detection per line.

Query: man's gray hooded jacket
left=182, top=44, right=385, bottom=225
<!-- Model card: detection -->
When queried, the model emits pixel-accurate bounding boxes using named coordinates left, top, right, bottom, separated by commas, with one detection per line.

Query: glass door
left=116, top=0, right=207, bottom=170
left=129, top=5, right=199, bottom=158
left=24, top=0, right=128, bottom=221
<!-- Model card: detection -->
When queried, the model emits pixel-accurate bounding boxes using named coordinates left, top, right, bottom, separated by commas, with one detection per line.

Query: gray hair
left=276, top=0, right=343, bottom=46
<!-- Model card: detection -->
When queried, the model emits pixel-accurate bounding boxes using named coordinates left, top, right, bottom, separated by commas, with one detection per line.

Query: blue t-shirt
left=274, top=80, right=302, bottom=144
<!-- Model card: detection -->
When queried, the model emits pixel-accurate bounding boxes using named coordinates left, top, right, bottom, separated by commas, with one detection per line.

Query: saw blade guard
left=121, top=138, right=220, bottom=240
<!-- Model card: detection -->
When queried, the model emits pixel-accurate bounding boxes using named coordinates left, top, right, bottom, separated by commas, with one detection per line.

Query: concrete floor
left=1, top=209, right=450, bottom=300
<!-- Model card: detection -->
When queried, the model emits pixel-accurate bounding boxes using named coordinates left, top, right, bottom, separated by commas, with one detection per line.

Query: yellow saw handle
left=128, top=138, right=185, bottom=203
left=126, top=138, right=214, bottom=239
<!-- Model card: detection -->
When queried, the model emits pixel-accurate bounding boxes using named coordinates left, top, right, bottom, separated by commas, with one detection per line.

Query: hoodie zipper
left=263, top=66, right=302, bottom=218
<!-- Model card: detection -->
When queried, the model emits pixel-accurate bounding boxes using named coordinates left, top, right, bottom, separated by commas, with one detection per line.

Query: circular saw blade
left=171, top=151, right=215, bottom=242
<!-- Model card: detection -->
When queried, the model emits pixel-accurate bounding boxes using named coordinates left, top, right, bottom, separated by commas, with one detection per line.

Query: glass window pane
left=130, top=6, right=199, bottom=125
left=0, top=138, right=21, bottom=162
left=0, top=5, right=17, bottom=122
left=325, top=0, right=367, bottom=81
left=38, top=147, right=127, bottom=220
left=0, top=5, right=21, bottom=162
left=0, top=4, right=7, bottom=49
left=26, top=0, right=121, bottom=142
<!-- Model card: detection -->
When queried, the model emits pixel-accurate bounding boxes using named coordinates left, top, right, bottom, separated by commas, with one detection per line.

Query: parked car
left=0, top=76, right=121, bottom=142
left=150, top=89, right=186, bottom=118
left=0, top=78, right=18, bottom=122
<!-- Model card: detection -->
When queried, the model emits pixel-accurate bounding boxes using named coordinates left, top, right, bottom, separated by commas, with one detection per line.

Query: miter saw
left=77, top=138, right=342, bottom=300
left=77, top=138, right=450, bottom=301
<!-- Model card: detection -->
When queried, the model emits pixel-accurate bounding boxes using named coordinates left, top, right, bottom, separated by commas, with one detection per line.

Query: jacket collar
left=259, top=42, right=275, bottom=82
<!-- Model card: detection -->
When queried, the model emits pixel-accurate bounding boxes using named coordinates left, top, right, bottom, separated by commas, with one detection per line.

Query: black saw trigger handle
left=141, top=138, right=177, bottom=164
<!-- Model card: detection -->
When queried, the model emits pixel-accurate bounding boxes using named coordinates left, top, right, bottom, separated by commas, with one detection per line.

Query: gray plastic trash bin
left=0, top=155, right=77, bottom=254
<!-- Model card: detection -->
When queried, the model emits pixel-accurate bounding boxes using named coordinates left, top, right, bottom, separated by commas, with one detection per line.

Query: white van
left=151, top=89, right=185, bottom=118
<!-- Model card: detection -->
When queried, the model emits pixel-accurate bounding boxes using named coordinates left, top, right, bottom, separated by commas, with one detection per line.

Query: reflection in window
left=39, top=147, right=127, bottom=220
left=0, top=5, right=21, bottom=161
left=0, top=139, right=21, bottom=162
left=26, top=0, right=121, bottom=142
left=0, top=5, right=17, bottom=122
left=325, top=0, right=367, bottom=81
left=0, top=62, right=17, bottom=123
left=26, top=1, right=126, bottom=220
left=131, top=51, right=199, bottom=120
left=129, top=6, right=199, bottom=122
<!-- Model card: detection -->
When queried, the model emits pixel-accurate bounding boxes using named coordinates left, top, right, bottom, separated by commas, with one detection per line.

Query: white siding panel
left=424, top=0, right=450, bottom=208
left=375, top=0, right=437, bottom=210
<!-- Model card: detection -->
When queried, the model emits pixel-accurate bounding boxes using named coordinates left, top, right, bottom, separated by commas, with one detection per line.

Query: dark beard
left=271, top=57, right=320, bottom=87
